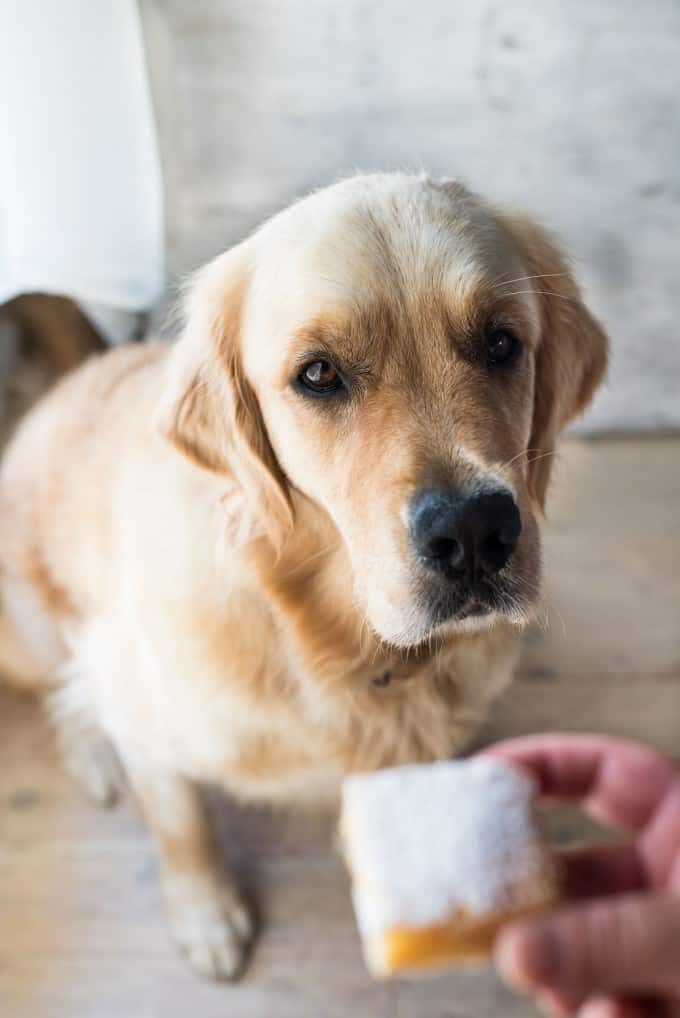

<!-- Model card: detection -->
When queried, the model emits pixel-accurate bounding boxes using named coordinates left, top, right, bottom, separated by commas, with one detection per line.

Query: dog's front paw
left=167, top=887, right=254, bottom=981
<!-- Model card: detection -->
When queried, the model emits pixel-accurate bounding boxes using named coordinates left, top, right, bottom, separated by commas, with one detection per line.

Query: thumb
left=495, top=893, right=680, bottom=998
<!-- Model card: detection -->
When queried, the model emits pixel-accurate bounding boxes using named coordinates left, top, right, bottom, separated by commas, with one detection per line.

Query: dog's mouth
left=420, top=573, right=533, bottom=635
left=453, top=599, right=492, bottom=623
left=363, top=576, right=533, bottom=651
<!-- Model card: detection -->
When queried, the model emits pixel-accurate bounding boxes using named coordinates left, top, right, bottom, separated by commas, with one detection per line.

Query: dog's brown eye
left=486, top=329, right=521, bottom=368
left=297, top=359, right=343, bottom=396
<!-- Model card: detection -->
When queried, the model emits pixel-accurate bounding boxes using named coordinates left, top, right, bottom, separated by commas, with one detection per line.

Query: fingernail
left=577, top=1006, right=614, bottom=1018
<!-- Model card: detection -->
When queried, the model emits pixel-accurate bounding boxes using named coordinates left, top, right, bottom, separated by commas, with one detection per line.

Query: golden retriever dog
left=0, top=173, right=607, bottom=979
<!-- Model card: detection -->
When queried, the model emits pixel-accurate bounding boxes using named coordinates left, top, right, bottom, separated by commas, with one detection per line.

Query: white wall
left=148, top=0, right=680, bottom=431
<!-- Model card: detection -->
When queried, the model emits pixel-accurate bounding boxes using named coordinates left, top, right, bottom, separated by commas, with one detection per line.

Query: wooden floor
left=1, top=438, right=679, bottom=1018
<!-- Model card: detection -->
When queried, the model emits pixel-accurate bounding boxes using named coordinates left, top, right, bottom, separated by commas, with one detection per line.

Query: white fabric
left=78, top=301, right=144, bottom=346
left=0, top=1, right=164, bottom=319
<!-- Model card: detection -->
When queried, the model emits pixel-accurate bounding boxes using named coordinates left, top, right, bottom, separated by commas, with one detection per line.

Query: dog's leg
left=50, top=614, right=252, bottom=978
left=46, top=663, right=126, bottom=807
left=51, top=703, right=127, bottom=807
left=125, top=761, right=253, bottom=981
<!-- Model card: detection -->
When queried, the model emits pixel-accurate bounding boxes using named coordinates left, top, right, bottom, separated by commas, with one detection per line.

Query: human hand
left=485, top=734, right=680, bottom=1018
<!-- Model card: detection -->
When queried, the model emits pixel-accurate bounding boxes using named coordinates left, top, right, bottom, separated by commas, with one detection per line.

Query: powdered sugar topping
left=342, top=756, right=551, bottom=938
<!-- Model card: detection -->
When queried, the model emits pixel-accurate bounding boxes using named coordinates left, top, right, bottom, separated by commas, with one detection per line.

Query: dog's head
left=157, top=174, right=607, bottom=647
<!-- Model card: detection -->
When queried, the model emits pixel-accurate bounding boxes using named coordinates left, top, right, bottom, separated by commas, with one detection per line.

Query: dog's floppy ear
left=155, top=245, right=293, bottom=545
left=501, top=215, right=609, bottom=509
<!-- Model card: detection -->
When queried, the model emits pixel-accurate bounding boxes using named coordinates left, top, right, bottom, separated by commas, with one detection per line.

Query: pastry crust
left=366, top=899, right=558, bottom=976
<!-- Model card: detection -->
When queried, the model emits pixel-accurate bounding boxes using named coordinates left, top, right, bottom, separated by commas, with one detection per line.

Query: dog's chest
left=113, top=582, right=516, bottom=804
left=127, top=635, right=448, bottom=803
left=154, top=646, right=484, bottom=805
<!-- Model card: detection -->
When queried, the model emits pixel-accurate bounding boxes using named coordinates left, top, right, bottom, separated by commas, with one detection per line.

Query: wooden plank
left=481, top=672, right=680, bottom=757
left=521, top=438, right=680, bottom=679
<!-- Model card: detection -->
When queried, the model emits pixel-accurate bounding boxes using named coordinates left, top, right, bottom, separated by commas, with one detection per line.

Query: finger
left=578, top=996, right=665, bottom=1018
left=494, top=892, right=680, bottom=997
left=485, top=735, right=676, bottom=831
left=560, top=842, right=646, bottom=900
left=640, top=774, right=680, bottom=888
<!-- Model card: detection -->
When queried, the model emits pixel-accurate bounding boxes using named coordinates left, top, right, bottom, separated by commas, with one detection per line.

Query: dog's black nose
left=409, top=488, right=521, bottom=581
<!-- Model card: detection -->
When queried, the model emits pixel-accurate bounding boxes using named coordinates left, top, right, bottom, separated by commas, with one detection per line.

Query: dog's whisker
left=523, top=450, right=561, bottom=469
left=490, top=271, right=569, bottom=290
left=496, top=288, right=577, bottom=302
left=495, top=447, right=545, bottom=472
left=548, top=600, right=568, bottom=641
left=514, top=575, right=552, bottom=633
left=494, top=448, right=560, bottom=480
